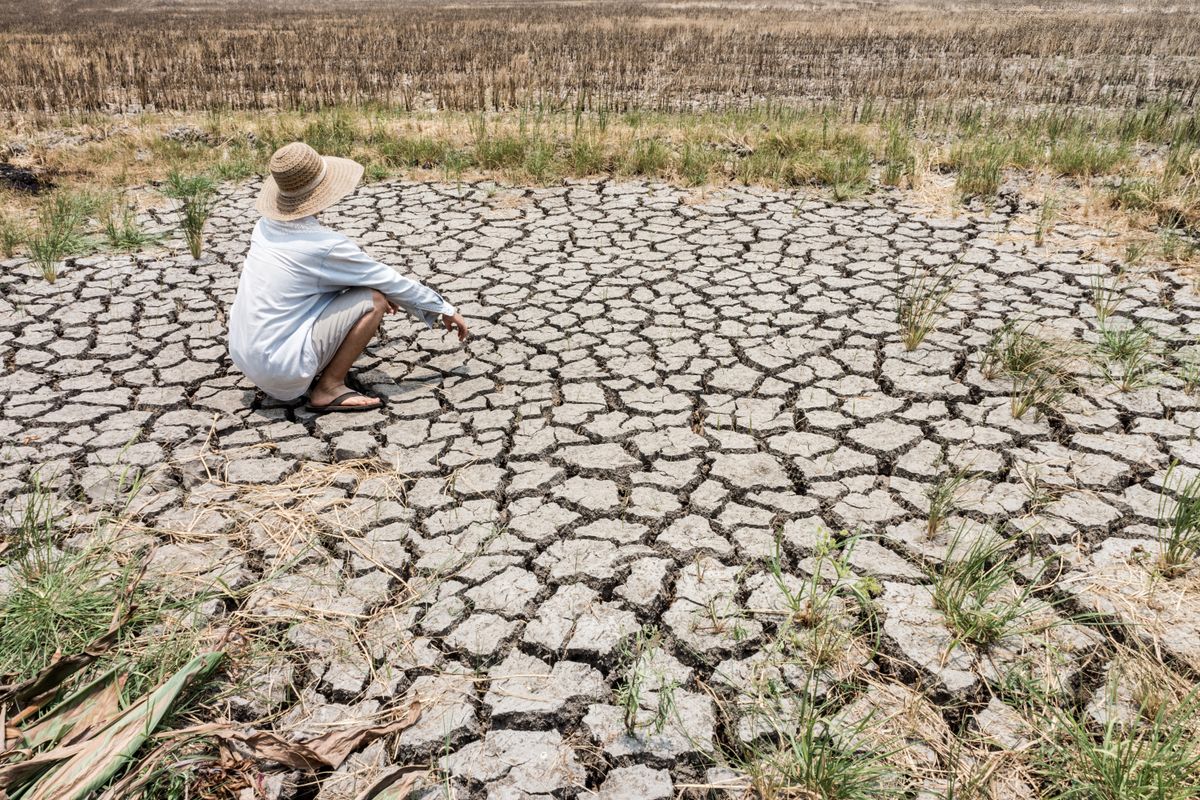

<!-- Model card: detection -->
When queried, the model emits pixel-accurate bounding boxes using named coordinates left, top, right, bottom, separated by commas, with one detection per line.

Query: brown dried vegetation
left=0, top=0, right=1199, bottom=114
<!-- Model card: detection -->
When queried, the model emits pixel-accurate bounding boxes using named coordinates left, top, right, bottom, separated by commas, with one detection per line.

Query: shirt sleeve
left=317, top=237, right=455, bottom=328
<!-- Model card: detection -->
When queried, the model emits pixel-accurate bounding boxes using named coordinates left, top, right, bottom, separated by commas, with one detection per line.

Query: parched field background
left=2, top=0, right=1200, bottom=112
left=2, top=2, right=1200, bottom=800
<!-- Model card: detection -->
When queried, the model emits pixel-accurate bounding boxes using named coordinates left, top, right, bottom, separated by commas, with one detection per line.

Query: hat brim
left=256, top=156, right=364, bottom=222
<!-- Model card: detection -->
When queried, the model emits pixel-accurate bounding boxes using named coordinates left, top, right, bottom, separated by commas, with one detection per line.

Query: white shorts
left=309, top=287, right=376, bottom=373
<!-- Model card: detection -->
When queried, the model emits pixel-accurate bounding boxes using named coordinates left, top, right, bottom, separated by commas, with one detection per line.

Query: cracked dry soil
left=1, top=178, right=1199, bottom=798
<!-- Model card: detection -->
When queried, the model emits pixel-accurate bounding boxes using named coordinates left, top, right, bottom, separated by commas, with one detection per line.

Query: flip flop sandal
left=305, top=390, right=383, bottom=414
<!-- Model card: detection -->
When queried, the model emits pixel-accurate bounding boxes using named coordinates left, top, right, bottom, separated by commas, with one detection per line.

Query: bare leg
left=309, top=290, right=387, bottom=408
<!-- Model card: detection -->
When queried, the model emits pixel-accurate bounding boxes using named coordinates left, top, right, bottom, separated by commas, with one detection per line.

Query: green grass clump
left=1049, top=137, right=1129, bottom=177
left=379, top=135, right=450, bottom=169
left=679, top=142, right=717, bottom=186
left=302, top=110, right=357, bottom=157
left=0, top=549, right=126, bottom=677
left=952, top=139, right=1009, bottom=199
left=1090, top=268, right=1126, bottom=322
left=363, top=161, right=390, bottom=182
left=882, top=126, right=915, bottom=188
left=818, top=146, right=872, bottom=200
left=622, top=136, right=670, bottom=176
left=1109, top=143, right=1200, bottom=236
left=1095, top=323, right=1159, bottom=392
left=26, top=191, right=99, bottom=282
left=925, top=464, right=971, bottom=537
left=104, top=202, right=155, bottom=251
left=1158, top=462, right=1200, bottom=575
left=1, top=210, right=25, bottom=257
left=0, top=481, right=124, bottom=677
left=569, top=132, right=606, bottom=175
left=897, top=265, right=958, bottom=350
left=164, top=171, right=216, bottom=259
left=981, top=320, right=1078, bottom=419
left=1036, top=682, right=1200, bottom=800
left=1110, top=177, right=1163, bottom=213
left=522, top=136, right=556, bottom=182
left=931, top=529, right=1040, bottom=650
left=209, top=148, right=260, bottom=182
left=737, top=149, right=787, bottom=185
left=759, top=127, right=821, bottom=159
left=475, top=131, right=528, bottom=170
left=1036, top=193, right=1058, bottom=246
left=739, top=703, right=900, bottom=800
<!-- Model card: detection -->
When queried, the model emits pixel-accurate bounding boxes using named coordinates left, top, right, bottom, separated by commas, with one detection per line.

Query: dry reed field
left=1, top=0, right=1199, bottom=113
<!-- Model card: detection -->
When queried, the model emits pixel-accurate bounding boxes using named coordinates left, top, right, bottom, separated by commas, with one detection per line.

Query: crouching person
left=228, top=142, right=469, bottom=413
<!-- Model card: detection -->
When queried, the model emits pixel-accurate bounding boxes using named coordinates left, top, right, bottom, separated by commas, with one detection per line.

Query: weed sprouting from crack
left=981, top=319, right=1079, bottom=419
left=104, top=200, right=156, bottom=251
left=926, top=461, right=972, bottom=537
left=716, top=672, right=903, bottom=800
left=1157, top=461, right=1200, bottom=576
left=1089, top=266, right=1126, bottom=322
left=896, top=265, right=959, bottom=351
left=26, top=191, right=98, bottom=283
left=765, top=532, right=879, bottom=674
left=0, top=468, right=231, bottom=706
left=930, top=526, right=1047, bottom=652
left=1171, top=341, right=1200, bottom=395
left=164, top=171, right=216, bottom=259
left=1033, top=666, right=1200, bottom=800
left=1094, top=322, right=1161, bottom=393
left=614, top=624, right=677, bottom=736
left=1036, top=193, right=1058, bottom=246
left=1013, top=462, right=1064, bottom=517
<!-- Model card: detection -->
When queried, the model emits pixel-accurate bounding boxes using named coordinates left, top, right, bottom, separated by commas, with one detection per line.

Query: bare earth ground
left=2, top=178, right=1200, bottom=796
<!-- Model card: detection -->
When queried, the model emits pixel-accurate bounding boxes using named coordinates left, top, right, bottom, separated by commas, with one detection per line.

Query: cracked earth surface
left=2, top=178, right=1200, bottom=798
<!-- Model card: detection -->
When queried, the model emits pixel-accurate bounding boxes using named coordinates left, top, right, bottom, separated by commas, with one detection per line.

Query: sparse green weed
left=1090, top=268, right=1126, bottom=322
left=615, top=624, right=674, bottom=736
left=982, top=320, right=1077, bottom=419
left=931, top=528, right=1042, bottom=651
left=1036, top=193, right=1057, bottom=246
left=164, top=171, right=216, bottom=259
left=1172, top=343, right=1200, bottom=395
left=926, top=463, right=971, bottom=537
left=1158, top=462, right=1200, bottom=575
left=26, top=191, right=98, bottom=282
left=1095, top=323, right=1160, bottom=392
left=1, top=210, right=25, bottom=257
left=104, top=202, right=155, bottom=251
left=726, top=675, right=901, bottom=800
left=897, top=265, right=959, bottom=350
left=1035, top=680, right=1200, bottom=800
left=768, top=532, right=877, bottom=672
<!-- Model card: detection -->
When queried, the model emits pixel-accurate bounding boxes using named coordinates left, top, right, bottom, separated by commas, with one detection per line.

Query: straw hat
left=256, top=142, right=364, bottom=221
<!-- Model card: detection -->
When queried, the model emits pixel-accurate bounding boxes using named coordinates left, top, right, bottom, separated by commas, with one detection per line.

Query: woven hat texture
left=256, top=141, right=363, bottom=221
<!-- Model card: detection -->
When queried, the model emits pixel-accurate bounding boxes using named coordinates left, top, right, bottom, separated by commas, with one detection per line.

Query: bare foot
left=308, top=380, right=380, bottom=409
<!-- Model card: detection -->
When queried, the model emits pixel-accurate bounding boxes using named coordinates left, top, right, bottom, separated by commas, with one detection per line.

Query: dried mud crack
left=1, top=178, right=1199, bottom=798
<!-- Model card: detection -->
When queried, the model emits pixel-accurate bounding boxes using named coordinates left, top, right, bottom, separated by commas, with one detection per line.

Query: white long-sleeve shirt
left=228, top=216, right=455, bottom=400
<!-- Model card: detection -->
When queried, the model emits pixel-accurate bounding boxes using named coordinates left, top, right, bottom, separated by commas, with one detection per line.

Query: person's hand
left=442, top=312, right=469, bottom=342
left=386, top=300, right=399, bottom=315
